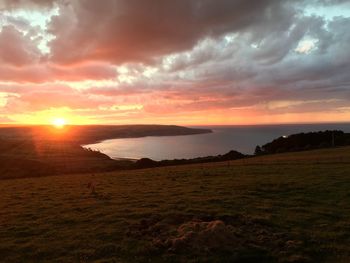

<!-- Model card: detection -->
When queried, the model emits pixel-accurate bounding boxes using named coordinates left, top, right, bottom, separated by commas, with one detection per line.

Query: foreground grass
left=1, top=147, right=350, bottom=262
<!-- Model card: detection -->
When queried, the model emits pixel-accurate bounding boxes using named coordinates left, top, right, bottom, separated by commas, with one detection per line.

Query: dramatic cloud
left=0, top=0, right=349, bottom=124
left=0, top=25, right=42, bottom=66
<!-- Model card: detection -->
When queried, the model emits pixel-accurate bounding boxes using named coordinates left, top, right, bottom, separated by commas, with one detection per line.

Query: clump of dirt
left=127, top=214, right=311, bottom=262
left=165, top=220, right=237, bottom=252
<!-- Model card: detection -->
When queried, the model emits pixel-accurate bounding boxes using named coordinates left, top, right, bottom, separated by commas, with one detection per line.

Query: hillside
left=256, top=130, right=350, bottom=155
left=0, top=139, right=132, bottom=179
left=0, top=125, right=212, bottom=179
left=1, top=146, right=350, bottom=262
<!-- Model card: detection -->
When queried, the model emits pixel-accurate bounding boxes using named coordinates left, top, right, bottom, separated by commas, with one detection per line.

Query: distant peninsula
left=76, top=125, right=213, bottom=144
left=0, top=124, right=212, bottom=144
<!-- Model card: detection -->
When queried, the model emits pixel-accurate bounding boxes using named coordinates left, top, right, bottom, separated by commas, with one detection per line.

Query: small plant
left=87, top=180, right=96, bottom=194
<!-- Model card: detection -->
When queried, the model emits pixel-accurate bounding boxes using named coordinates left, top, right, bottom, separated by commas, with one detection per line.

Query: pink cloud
left=0, top=63, right=117, bottom=83
left=1, top=84, right=113, bottom=112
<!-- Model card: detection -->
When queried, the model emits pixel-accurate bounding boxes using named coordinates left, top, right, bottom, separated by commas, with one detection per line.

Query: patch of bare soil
left=127, top=214, right=312, bottom=262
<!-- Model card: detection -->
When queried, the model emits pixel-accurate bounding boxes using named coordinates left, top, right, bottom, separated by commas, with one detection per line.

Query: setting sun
left=52, top=118, right=66, bottom=128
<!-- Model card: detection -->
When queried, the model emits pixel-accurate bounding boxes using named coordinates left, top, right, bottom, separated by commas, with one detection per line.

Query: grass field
left=1, top=147, right=350, bottom=262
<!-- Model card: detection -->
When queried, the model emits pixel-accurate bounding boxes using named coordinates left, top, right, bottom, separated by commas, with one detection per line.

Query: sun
left=51, top=118, right=66, bottom=128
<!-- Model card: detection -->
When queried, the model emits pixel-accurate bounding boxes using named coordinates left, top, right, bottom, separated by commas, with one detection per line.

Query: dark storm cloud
left=47, top=0, right=291, bottom=64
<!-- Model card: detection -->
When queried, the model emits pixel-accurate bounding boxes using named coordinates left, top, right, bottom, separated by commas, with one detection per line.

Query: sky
left=0, top=0, right=349, bottom=125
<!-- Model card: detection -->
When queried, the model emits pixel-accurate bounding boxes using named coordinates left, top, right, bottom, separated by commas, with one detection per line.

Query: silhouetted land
left=255, top=130, right=350, bottom=155
left=1, top=146, right=350, bottom=262
left=0, top=124, right=212, bottom=144
left=0, top=125, right=212, bottom=179
left=135, top=150, right=246, bottom=168
left=0, top=138, right=131, bottom=179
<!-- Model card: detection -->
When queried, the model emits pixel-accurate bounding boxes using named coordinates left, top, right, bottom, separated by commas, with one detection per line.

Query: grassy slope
left=1, top=147, right=350, bottom=262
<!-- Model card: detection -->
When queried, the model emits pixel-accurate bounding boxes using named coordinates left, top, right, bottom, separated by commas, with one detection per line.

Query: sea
left=83, top=123, right=350, bottom=161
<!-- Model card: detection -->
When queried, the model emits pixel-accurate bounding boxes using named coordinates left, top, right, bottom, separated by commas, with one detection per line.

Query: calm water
left=83, top=123, right=350, bottom=161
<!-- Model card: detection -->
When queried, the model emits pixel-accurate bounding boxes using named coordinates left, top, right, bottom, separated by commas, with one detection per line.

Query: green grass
left=1, top=147, right=350, bottom=262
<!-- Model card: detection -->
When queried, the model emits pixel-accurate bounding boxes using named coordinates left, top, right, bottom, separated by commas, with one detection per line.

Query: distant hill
left=0, top=125, right=212, bottom=144
left=0, top=138, right=133, bottom=179
left=255, top=130, right=350, bottom=155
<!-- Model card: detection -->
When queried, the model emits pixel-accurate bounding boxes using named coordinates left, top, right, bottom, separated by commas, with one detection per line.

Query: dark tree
left=255, top=145, right=262, bottom=155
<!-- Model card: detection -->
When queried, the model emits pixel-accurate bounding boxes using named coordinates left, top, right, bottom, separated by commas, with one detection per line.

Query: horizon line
left=1, top=121, right=350, bottom=128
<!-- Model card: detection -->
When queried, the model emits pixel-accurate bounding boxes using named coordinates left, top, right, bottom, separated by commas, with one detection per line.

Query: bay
left=83, top=123, right=350, bottom=160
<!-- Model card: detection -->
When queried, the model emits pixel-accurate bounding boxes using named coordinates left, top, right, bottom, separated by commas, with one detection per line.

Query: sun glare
left=52, top=118, right=66, bottom=128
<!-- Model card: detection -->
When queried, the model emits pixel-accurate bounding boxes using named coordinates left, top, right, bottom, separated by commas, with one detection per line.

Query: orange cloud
left=0, top=63, right=117, bottom=83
